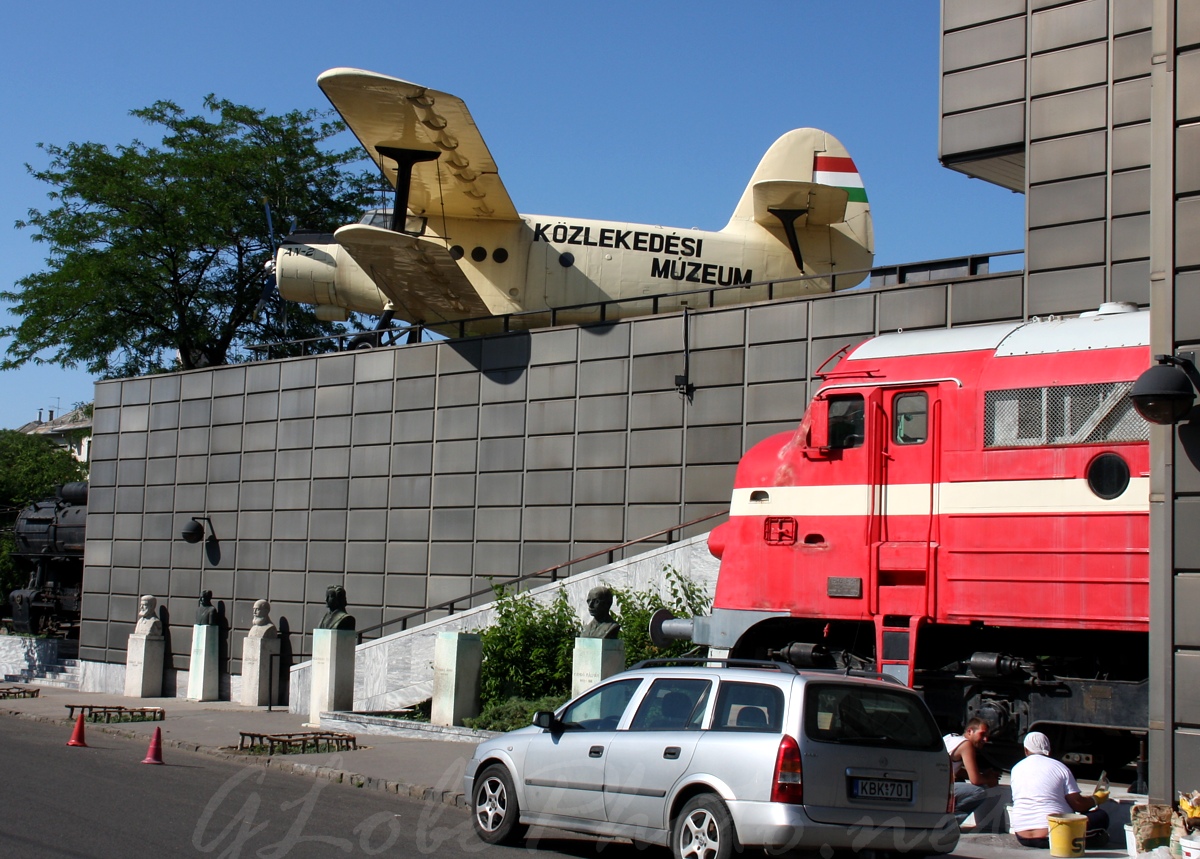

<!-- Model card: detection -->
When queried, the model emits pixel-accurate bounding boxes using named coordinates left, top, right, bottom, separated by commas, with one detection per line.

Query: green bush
left=464, top=694, right=569, bottom=732
left=478, top=587, right=579, bottom=709
left=613, top=565, right=712, bottom=667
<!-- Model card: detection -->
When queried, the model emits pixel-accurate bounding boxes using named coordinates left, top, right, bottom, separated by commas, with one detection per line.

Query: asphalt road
left=0, top=716, right=652, bottom=859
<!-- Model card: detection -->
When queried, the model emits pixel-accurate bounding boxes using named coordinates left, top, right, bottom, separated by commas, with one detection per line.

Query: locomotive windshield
left=828, top=395, right=865, bottom=449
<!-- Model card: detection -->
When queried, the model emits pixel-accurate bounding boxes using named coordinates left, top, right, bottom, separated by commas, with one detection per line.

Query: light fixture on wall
left=1131, top=352, right=1199, bottom=425
left=181, top=516, right=214, bottom=544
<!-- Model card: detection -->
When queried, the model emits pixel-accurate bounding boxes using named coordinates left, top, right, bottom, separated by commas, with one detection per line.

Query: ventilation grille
left=983, top=382, right=1148, bottom=448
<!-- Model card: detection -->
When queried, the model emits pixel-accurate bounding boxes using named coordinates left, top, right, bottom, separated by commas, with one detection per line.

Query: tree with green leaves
left=4, top=96, right=376, bottom=377
left=0, top=430, right=88, bottom=595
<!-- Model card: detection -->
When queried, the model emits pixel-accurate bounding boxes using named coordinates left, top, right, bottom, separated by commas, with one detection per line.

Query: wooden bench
left=64, top=704, right=166, bottom=722
left=237, top=730, right=358, bottom=755
left=0, top=686, right=39, bottom=699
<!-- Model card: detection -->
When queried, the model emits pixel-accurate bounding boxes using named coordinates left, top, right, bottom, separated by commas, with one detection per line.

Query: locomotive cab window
left=893, top=393, right=927, bottom=445
left=828, top=395, right=865, bottom=449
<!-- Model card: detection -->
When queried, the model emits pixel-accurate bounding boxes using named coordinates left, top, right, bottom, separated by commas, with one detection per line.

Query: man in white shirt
left=944, top=718, right=1000, bottom=824
left=1010, top=731, right=1108, bottom=848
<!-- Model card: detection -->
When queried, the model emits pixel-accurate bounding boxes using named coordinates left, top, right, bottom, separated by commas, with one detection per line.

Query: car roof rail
left=629, top=657, right=799, bottom=674
left=800, top=666, right=908, bottom=685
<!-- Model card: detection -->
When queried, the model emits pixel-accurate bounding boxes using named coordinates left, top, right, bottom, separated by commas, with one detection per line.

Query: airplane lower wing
left=334, top=224, right=491, bottom=323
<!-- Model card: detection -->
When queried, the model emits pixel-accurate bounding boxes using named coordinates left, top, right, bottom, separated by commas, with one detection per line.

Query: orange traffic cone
left=141, top=726, right=163, bottom=764
left=66, top=713, right=87, bottom=747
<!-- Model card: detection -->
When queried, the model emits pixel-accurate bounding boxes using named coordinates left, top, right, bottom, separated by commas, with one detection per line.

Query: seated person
left=944, top=718, right=1000, bottom=825
left=1010, top=731, right=1108, bottom=848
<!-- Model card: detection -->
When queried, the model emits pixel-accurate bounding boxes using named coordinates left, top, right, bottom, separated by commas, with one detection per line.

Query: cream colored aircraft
left=277, top=68, right=874, bottom=337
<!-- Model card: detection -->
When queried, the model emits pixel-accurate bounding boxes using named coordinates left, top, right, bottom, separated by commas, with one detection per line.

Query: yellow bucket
left=1049, top=813, right=1088, bottom=858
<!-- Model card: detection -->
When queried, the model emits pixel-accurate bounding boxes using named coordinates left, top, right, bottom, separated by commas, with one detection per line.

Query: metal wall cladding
left=943, top=0, right=1027, bottom=33
left=82, top=269, right=1063, bottom=669
left=1031, top=0, right=1107, bottom=53
left=1031, top=87, right=1108, bottom=140
left=1031, top=43, right=1107, bottom=96
left=942, top=104, right=1026, bottom=159
left=944, top=61, right=1026, bottom=114
left=944, top=16, right=1027, bottom=72
left=1029, top=176, right=1107, bottom=227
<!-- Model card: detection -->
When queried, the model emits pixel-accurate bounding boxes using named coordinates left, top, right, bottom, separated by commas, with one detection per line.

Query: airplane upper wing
left=334, top=224, right=492, bottom=322
left=319, top=68, right=520, bottom=221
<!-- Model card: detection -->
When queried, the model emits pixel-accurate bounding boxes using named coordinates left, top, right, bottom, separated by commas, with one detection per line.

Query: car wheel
left=472, top=764, right=527, bottom=845
left=672, top=794, right=740, bottom=859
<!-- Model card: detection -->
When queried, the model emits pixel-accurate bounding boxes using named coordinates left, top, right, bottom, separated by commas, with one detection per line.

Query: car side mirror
left=532, top=710, right=559, bottom=732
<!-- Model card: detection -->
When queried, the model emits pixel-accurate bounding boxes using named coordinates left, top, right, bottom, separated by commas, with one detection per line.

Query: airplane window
left=559, top=252, right=575, bottom=268
left=828, top=395, right=865, bottom=449
left=471, top=246, right=487, bottom=262
left=893, top=393, right=927, bottom=445
left=493, top=248, right=509, bottom=264
left=449, top=246, right=465, bottom=260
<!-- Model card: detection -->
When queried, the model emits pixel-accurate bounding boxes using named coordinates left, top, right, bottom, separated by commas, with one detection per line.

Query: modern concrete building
left=938, top=0, right=1192, bottom=804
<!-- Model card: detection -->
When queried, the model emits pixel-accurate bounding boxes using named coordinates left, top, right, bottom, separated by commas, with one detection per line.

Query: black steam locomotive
left=7, top=482, right=87, bottom=636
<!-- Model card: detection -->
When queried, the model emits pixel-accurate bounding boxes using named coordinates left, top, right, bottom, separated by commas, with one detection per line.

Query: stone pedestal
left=430, top=632, right=482, bottom=727
left=572, top=637, right=625, bottom=698
left=187, top=624, right=220, bottom=701
left=308, top=628, right=355, bottom=724
left=124, top=633, right=164, bottom=698
left=241, top=633, right=281, bottom=706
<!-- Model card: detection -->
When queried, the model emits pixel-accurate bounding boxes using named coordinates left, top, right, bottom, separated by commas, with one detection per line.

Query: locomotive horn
left=649, top=609, right=694, bottom=648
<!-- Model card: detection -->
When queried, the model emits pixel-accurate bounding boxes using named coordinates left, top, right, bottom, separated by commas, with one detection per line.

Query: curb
left=0, top=707, right=468, bottom=809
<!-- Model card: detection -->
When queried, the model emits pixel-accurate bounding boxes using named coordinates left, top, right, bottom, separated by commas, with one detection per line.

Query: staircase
left=5, top=656, right=81, bottom=689
left=0, top=636, right=81, bottom=690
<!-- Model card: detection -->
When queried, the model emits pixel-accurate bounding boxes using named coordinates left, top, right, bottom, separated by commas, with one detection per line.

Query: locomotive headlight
left=1131, top=353, right=1199, bottom=425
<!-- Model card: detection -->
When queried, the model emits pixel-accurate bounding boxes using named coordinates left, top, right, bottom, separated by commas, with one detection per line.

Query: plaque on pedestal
left=430, top=632, right=482, bottom=727
left=308, top=628, right=355, bottom=724
left=187, top=624, right=220, bottom=701
left=126, top=595, right=164, bottom=698
left=125, top=633, right=164, bottom=698
left=572, top=637, right=625, bottom=699
left=241, top=599, right=280, bottom=706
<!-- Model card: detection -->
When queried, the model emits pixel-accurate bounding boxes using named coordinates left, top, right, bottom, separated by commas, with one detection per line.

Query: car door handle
left=664, top=746, right=681, bottom=760
left=589, top=746, right=604, bottom=758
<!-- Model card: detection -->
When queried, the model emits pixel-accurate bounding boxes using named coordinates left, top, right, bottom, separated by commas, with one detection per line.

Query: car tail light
left=771, top=734, right=803, bottom=804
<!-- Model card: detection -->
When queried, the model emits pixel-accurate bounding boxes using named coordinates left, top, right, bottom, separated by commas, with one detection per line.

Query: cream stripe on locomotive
left=730, top=478, right=1150, bottom=518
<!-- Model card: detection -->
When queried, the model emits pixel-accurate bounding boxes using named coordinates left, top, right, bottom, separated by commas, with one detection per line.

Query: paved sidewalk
left=0, top=684, right=475, bottom=807
left=0, top=683, right=1141, bottom=859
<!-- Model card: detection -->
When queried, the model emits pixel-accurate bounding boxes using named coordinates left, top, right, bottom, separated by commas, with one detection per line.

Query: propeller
left=253, top=197, right=280, bottom=319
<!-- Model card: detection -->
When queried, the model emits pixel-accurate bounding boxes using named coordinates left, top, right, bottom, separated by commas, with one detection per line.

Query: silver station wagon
left=464, top=659, right=958, bottom=858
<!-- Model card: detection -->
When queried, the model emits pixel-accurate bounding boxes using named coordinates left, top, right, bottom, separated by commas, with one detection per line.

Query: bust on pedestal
left=573, top=586, right=625, bottom=697
left=308, top=586, right=356, bottom=725
left=241, top=599, right=280, bottom=706
left=187, top=590, right=220, bottom=701
left=125, top=595, right=164, bottom=698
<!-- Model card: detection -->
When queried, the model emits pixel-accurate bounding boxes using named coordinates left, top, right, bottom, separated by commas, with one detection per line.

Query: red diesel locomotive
left=695, top=303, right=1151, bottom=769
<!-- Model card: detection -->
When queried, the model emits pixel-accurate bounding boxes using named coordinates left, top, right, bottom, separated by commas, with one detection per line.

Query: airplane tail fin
left=726, top=128, right=873, bottom=289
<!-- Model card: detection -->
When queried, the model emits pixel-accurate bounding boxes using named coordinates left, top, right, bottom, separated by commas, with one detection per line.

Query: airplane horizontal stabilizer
left=334, top=224, right=491, bottom=323
left=751, top=180, right=849, bottom=227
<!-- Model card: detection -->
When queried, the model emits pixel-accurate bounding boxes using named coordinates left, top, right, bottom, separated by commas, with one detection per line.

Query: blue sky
left=0, top=1, right=1025, bottom=431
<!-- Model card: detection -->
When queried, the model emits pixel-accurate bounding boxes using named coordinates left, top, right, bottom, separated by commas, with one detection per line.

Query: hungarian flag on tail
left=813, top=155, right=867, bottom=204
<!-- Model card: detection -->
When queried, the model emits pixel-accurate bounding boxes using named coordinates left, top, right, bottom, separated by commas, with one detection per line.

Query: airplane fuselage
left=278, top=211, right=852, bottom=327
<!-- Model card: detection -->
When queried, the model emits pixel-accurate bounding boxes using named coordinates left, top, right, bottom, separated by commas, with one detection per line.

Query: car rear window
left=803, top=682, right=941, bottom=750
left=711, top=681, right=783, bottom=732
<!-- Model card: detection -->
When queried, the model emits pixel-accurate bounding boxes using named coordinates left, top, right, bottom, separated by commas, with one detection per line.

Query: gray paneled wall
left=941, top=0, right=1153, bottom=316
left=81, top=272, right=1031, bottom=675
